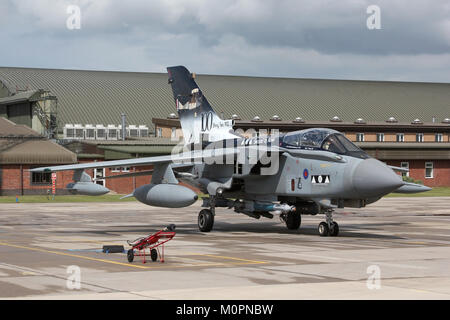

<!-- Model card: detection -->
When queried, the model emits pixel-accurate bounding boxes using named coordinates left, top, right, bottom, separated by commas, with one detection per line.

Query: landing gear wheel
left=286, top=211, right=301, bottom=230
left=329, top=222, right=339, bottom=237
left=150, top=249, right=158, bottom=262
left=198, top=209, right=214, bottom=232
left=127, top=249, right=134, bottom=263
left=318, top=222, right=329, bottom=237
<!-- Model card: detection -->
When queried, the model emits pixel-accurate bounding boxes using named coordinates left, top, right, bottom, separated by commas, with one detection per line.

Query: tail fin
left=167, top=66, right=238, bottom=145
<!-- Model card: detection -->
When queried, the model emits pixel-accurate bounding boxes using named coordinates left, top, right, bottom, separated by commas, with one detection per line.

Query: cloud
left=0, top=0, right=449, bottom=82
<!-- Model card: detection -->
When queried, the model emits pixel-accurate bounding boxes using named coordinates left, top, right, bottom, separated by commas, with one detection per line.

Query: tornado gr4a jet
left=31, top=66, right=431, bottom=237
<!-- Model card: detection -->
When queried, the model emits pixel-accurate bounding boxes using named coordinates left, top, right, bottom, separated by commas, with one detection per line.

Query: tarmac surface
left=0, top=197, right=449, bottom=299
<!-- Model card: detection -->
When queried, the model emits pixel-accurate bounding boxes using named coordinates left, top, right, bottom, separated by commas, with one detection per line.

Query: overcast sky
left=1, top=0, right=449, bottom=82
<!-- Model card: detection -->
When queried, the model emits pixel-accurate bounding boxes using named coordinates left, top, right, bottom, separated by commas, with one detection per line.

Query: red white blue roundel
left=303, top=169, right=309, bottom=179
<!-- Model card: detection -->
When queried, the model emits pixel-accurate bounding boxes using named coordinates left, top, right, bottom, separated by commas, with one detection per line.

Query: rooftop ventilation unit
left=138, top=125, right=149, bottom=137
left=96, top=124, right=106, bottom=140
left=85, top=124, right=95, bottom=139
left=252, top=116, right=262, bottom=122
left=442, top=118, right=450, bottom=124
left=107, top=124, right=118, bottom=140
left=411, top=119, right=423, bottom=124
left=293, top=117, right=304, bottom=123
left=231, top=114, right=240, bottom=120
left=330, top=116, right=342, bottom=122
left=128, top=125, right=139, bottom=138
left=74, top=124, right=84, bottom=139
left=354, top=118, right=366, bottom=124
left=168, top=113, right=178, bottom=119
left=386, top=117, right=398, bottom=123
left=63, top=124, right=75, bottom=139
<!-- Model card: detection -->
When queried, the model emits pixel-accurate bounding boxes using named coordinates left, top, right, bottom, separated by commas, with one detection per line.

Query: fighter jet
left=31, top=66, right=431, bottom=236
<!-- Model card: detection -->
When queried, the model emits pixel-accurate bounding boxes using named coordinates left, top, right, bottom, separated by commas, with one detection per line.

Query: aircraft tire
left=318, top=222, right=329, bottom=237
left=329, top=222, right=339, bottom=236
left=151, top=249, right=158, bottom=262
left=286, top=211, right=301, bottom=230
left=127, top=249, right=134, bottom=263
left=198, top=209, right=214, bottom=232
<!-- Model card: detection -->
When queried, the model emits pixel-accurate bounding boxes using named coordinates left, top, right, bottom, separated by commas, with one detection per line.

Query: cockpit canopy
left=281, top=128, right=369, bottom=159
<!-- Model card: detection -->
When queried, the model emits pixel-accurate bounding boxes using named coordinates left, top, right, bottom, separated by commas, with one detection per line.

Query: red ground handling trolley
left=126, top=224, right=176, bottom=263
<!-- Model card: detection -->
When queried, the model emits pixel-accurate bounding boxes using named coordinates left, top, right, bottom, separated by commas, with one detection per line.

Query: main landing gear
left=318, top=209, right=339, bottom=237
left=198, top=208, right=214, bottom=232
left=281, top=211, right=301, bottom=230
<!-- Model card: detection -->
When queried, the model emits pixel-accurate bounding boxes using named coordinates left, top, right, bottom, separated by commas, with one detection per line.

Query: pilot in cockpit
left=322, top=140, right=331, bottom=150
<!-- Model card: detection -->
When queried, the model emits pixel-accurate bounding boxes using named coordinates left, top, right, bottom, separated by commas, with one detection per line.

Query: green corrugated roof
left=0, top=139, right=76, bottom=164
left=0, top=117, right=41, bottom=137
left=0, top=67, right=449, bottom=132
left=0, top=90, right=40, bottom=105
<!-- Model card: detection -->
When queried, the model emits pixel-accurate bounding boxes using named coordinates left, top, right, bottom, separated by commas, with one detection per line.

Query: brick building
left=62, top=138, right=178, bottom=195
left=0, top=117, right=76, bottom=195
left=0, top=117, right=179, bottom=195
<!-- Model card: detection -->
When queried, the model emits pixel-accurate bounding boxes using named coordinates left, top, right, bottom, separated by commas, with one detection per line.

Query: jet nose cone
left=353, top=159, right=404, bottom=197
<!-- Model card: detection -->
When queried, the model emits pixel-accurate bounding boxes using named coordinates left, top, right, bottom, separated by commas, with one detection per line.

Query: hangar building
left=0, top=67, right=449, bottom=194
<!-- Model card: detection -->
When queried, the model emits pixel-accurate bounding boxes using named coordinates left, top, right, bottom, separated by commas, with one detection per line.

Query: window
left=111, top=167, right=120, bottom=173
left=157, top=128, right=162, bottom=137
left=396, top=133, right=404, bottom=142
left=356, top=133, right=365, bottom=142
left=121, top=166, right=130, bottom=172
left=435, top=133, right=443, bottom=142
left=31, top=172, right=51, bottom=185
left=270, top=129, right=279, bottom=136
left=401, top=162, right=409, bottom=177
left=376, top=133, right=385, bottom=142
left=425, top=162, right=433, bottom=179
left=416, top=133, right=424, bottom=142
left=94, top=168, right=105, bottom=187
left=171, top=127, right=177, bottom=139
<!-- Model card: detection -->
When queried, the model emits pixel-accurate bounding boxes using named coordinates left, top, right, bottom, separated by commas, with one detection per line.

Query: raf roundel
left=303, top=169, right=309, bottom=179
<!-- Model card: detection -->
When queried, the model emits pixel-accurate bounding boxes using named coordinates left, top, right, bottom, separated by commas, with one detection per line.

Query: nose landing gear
left=318, top=209, right=339, bottom=237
